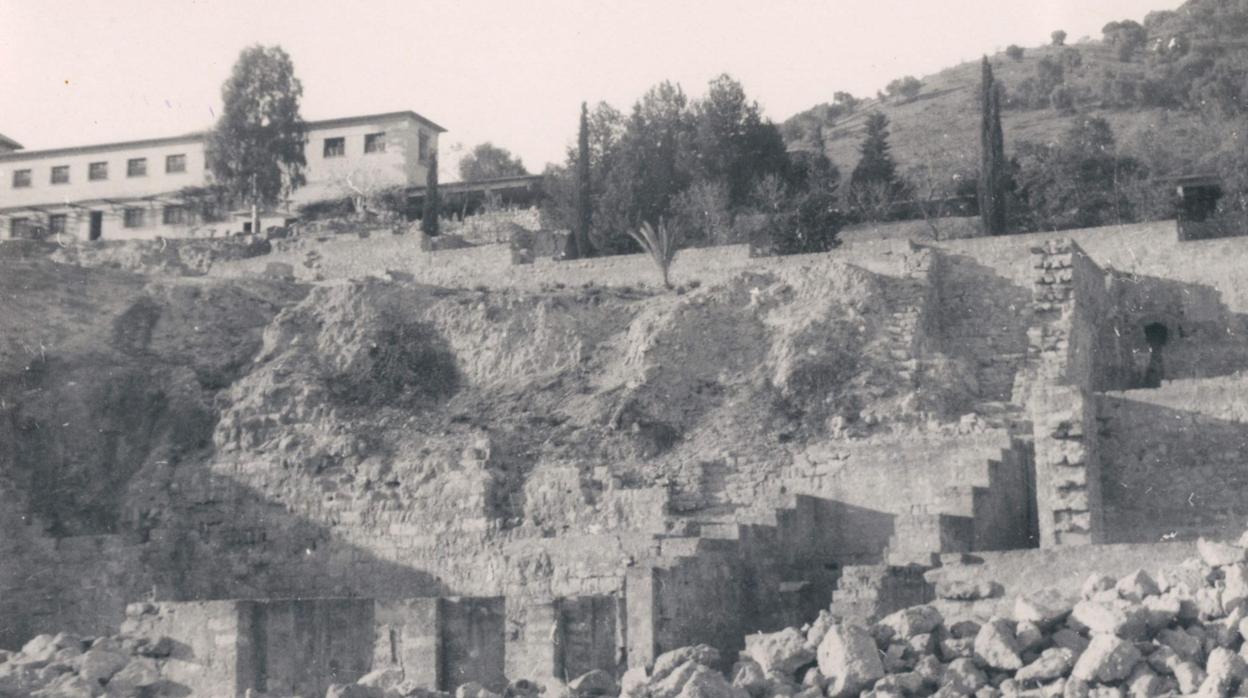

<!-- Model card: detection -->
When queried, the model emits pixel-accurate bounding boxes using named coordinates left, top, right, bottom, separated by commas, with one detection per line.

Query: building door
left=89, top=211, right=103, bottom=241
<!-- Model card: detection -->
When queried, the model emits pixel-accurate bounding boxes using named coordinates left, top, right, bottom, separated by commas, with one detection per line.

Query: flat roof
left=0, top=109, right=446, bottom=163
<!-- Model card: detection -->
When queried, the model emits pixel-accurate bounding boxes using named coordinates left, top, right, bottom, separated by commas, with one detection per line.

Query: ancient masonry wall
left=1026, top=239, right=1117, bottom=547
left=124, top=596, right=506, bottom=698
left=1098, top=373, right=1248, bottom=543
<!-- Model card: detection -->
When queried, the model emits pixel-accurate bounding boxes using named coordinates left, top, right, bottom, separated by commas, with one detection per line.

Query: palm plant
left=628, top=220, right=682, bottom=289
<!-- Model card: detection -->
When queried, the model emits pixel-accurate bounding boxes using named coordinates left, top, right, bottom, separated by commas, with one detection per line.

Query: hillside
left=783, top=0, right=1247, bottom=200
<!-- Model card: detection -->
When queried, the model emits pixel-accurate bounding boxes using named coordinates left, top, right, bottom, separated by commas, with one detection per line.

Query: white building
left=0, top=110, right=444, bottom=241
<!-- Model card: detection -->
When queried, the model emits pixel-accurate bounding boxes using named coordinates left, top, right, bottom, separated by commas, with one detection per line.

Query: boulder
left=621, top=667, right=650, bottom=698
left=874, top=672, right=924, bottom=695
left=570, top=670, right=619, bottom=698
left=1050, top=629, right=1088, bottom=655
left=1140, top=594, right=1180, bottom=630
left=1115, top=570, right=1160, bottom=602
left=804, top=611, right=834, bottom=650
left=1070, top=635, right=1141, bottom=683
left=78, top=647, right=130, bottom=687
left=505, top=679, right=544, bottom=698
left=744, top=628, right=814, bottom=676
left=457, top=682, right=503, bottom=698
left=19, top=635, right=62, bottom=665
left=1202, top=647, right=1247, bottom=696
left=940, top=636, right=975, bottom=662
left=1171, top=660, right=1207, bottom=694
left=1124, top=663, right=1167, bottom=698
left=913, top=655, right=945, bottom=688
left=942, top=658, right=988, bottom=693
left=1080, top=575, right=1116, bottom=600
left=1157, top=627, right=1203, bottom=663
left=974, top=617, right=1024, bottom=671
left=1016, top=648, right=1075, bottom=685
left=948, top=620, right=982, bottom=640
left=30, top=673, right=95, bottom=698
left=652, top=661, right=704, bottom=698
left=358, top=668, right=406, bottom=692
left=1015, top=622, right=1045, bottom=654
left=674, top=665, right=735, bottom=698
left=1015, top=591, right=1073, bottom=629
left=730, top=660, right=767, bottom=698
left=1069, top=600, right=1148, bottom=639
left=653, top=646, right=721, bottom=683
left=1225, top=564, right=1248, bottom=611
left=879, top=606, right=944, bottom=639
left=1198, top=539, right=1246, bottom=568
left=938, top=581, right=1001, bottom=601
left=817, top=623, right=885, bottom=697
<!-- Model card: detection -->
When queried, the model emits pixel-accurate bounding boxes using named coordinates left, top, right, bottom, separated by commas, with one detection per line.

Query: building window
left=364, top=132, right=386, bottom=154
left=166, top=154, right=187, bottom=174
left=10, top=217, right=31, bottom=237
left=127, top=158, right=147, bottom=177
left=418, top=131, right=430, bottom=163
left=50, top=166, right=70, bottom=184
left=162, top=205, right=188, bottom=225
left=12, top=169, right=32, bottom=188
left=48, top=214, right=68, bottom=235
left=89, top=162, right=109, bottom=181
left=123, top=208, right=145, bottom=228
left=323, top=137, right=345, bottom=158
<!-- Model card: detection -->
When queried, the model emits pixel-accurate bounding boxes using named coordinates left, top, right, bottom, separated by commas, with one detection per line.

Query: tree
left=1011, top=117, right=1145, bottom=231
left=594, top=81, right=695, bottom=253
left=1006, top=45, right=1025, bottom=61
left=1051, top=30, right=1067, bottom=46
left=832, top=91, right=860, bottom=112
left=206, top=45, right=307, bottom=235
left=458, top=142, right=528, bottom=182
left=421, top=152, right=440, bottom=235
left=885, top=76, right=923, bottom=102
left=690, top=74, right=788, bottom=208
left=849, top=112, right=907, bottom=219
left=569, top=102, right=594, bottom=259
left=979, top=57, right=1008, bottom=235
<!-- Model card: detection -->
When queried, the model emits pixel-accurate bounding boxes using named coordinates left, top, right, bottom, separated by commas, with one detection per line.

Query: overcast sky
left=1, top=0, right=1180, bottom=180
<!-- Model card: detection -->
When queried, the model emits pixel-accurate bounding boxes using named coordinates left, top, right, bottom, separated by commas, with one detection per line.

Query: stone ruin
left=1, top=219, right=1247, bottom=696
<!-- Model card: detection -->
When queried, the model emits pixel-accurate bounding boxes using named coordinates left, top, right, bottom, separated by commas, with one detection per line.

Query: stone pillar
left=1027, top=239, right=1105, bottom=547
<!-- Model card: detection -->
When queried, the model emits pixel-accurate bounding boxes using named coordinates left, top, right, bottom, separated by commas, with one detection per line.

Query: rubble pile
left=0, top=628, right=175, bottom=697
left=721, top=536, right=1248, bottom=698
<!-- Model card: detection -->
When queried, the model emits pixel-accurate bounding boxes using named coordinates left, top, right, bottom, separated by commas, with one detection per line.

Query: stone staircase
left=885, top=435, right=1037, bottom=564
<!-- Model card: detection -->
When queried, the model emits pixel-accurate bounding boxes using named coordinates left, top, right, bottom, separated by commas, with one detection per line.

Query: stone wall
left=1026, top=239, right=1109, bottom=547
left=1098, top=374, right=1248, bottom=543
left=124, top=596, right=506, bottom=698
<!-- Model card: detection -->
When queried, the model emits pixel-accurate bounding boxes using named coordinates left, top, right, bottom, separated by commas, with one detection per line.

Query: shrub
left=628, top=220, right=682, bottom=289
left=1051, top=30, right=1067, bottom=46
left=1006, top=45, right=1025, bottom=61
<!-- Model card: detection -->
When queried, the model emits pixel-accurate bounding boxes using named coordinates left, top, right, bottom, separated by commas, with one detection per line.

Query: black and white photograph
left=2, top=1, right=1247, bottom=695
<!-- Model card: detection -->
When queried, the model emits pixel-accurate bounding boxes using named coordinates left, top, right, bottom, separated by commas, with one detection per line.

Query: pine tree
left=421, top=152, right=440, bottom=235
left=979, top=57, right=1008, bottom=235
left=571, top=102, right=594, bottom=258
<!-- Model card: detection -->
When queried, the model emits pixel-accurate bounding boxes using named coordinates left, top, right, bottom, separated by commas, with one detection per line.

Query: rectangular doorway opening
left=89, top=211, right=103, bottom=241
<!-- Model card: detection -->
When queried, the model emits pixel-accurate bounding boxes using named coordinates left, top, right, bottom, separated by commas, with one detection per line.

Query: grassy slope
left=793, top=41, right=1209, bottom=191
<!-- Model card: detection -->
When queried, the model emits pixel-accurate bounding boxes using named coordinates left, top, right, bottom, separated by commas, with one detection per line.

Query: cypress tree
left=572, top=101, right=594, bottom=258
left=421, top=151, right=440, bottom=235
left=979, top=57, right=1008, bottom=235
